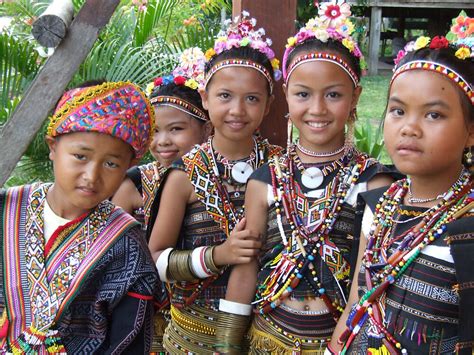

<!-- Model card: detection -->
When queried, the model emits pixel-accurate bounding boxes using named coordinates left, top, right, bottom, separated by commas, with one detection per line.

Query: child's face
left=284, top=60, right=360, bottom=153
left=149, top=106, right=207, bottom=167
left=201, top=66, right=273, bottom=144
left=46, top=132, right=135, bottom=218
left=384, top=70, right=474, bottom=178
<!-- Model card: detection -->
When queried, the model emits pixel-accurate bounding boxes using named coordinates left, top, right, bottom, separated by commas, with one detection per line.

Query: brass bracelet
left=204, top=245, right=222, bottom=274
left=167, top=250, right=196, bottom=281
left=215, top=312, right=250, bottom=354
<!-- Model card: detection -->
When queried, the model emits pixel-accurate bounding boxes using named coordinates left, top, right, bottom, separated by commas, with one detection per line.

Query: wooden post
left=368, top=6, right=382, bottom=75
left=0, top=0, right=121, bottom=187
left=32, top=0, right=74, bottom=48
left=233, top=0, right=297, bottom=147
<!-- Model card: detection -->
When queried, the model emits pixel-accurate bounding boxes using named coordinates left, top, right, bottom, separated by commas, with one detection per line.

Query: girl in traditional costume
left=113, top=47, right=210, bottom=230
left=331, top=12, right=474, bottom=355
left=147, top=12, right=283, bottom=354
left=0, top=81, right=158, bottom=353
left=220, top=2, right=400, bottom=353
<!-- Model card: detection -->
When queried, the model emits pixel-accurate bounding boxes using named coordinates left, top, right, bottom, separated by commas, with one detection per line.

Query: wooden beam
left=0, top=0, right=121, bottom=187
left=32, top=0, right=74, bottom=48
left=233, top=0, right=297, bottom=147
left=368, top=6, right=382, bottom=76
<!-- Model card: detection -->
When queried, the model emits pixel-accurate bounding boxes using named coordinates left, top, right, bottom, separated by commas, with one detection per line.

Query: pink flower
left=451, top=15, right=474, bottom=39
left=394, top=49, right=406, bottom=65
left=319, top=2, right=351, bottom=27
left=296, top=29, right=314, bottom=43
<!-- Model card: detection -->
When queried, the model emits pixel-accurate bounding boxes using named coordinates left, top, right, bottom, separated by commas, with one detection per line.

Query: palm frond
left=77, top=37, right=175, bottom=87
left=0, top=32, right=41, bottom=116
left=133, top=0, right=178, bottom=46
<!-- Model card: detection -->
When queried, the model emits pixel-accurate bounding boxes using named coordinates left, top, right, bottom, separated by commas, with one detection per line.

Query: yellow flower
left=271, top=58, right=280, bottom=70
left=455, top=47, right=471, bottom=60
left=205, top=48, right=216, bottom=60
left=185, top=79, right=198, bottom=90
left=286, top=36, right=297, bottom=48
left=342, top=38, right=355, bottom=52
left=414, top=36, right=430, bottom=50
left=145, top=82, right=154, bottom=96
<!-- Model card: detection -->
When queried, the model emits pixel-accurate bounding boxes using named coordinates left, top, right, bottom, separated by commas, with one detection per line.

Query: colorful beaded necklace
left=255, top=146, right=374, bottom=320
left=178, top=135, right=277, bottom=308
left=340, top=170, right=474, bottom=354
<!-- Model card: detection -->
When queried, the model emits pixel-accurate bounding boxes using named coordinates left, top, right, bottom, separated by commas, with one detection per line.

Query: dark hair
left=150, top=82, right=208, bottom=121
left=397, top=47, right=474, bottom=124
left=205, top=46, right=275, bottom=94
left=285, top=38, right=362, bottom=80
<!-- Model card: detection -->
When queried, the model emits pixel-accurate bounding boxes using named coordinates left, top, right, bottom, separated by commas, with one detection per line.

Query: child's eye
left=73, top=154, right=86, bottom=161
left=426, top=112, right=442, bottom=120
left=247, top=95, right=259, bottom=102
left=105, top=161, right=119, bottom=169
left=326, top=92, right=341, bottom=99
left=170, top=127, right=184, bottom=132
left=296, top=92, right=308, bottom=98
left=388, top=107, right=404, bottom=116
left=218, top=92, right=230, bottom=99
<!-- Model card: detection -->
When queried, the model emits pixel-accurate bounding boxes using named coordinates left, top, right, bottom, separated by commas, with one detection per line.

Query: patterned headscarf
left=47, top=81, right=154, bottom=159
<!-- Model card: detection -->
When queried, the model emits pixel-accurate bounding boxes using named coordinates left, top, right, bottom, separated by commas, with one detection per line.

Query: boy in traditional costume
left=0, top=81, right=158, bottom=353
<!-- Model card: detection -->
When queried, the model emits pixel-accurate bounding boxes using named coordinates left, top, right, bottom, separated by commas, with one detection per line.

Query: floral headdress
left=204, top=11, right=281, bottom=94
left=392, top=11, right=473, bottom=105
left=283, top=1, right=364, bottom=86
left=146, top=47, right=206, bottom=95
left=147, top=47, right=209, bottom=122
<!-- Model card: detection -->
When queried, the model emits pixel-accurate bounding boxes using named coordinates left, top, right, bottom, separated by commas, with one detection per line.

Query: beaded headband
left=391, top=60, right=473, bottom=105
left=204, top=59, right=274, bottom=94
left=48, top=81, right=154, bottom=159
left=286, top=52, right=359, bottom=87
left=392, top=11, right=473, bottom=105
left=283, top=1, right=364, bottom=81
left=150, top=95, right=209, bottom=122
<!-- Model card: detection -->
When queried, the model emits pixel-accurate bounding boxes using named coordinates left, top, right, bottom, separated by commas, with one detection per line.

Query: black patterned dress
left=146, top=137, right=283, bottom=354
left=346, top=187, right=474, bottom=354
left=248, top=154, right=400, bottom=354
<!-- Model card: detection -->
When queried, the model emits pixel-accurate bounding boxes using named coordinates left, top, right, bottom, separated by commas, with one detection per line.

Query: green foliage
left=354, top=123, right=384, bottom=160
left=2, top=0, right=229, bottom=185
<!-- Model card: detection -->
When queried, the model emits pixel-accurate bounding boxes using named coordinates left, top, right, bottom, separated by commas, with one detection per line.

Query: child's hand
left=213, top=218, right=261, bottom=266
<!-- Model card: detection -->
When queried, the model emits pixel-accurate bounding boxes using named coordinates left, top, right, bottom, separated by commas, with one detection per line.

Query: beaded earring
left=345, top=108, right=357, bottom=147
left=464, top=146, right=473, bottom=171
left=286, top=113, right=293, bottom=148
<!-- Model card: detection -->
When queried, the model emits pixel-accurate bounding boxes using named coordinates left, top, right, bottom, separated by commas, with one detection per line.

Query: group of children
left=0, top=1, right=472, bottom=354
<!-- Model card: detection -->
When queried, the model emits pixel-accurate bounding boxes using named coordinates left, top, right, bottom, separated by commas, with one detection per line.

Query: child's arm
left=111, top=177, right=143, bottom=214
left=225, top=179, right=269, bottom=303
left=148, top=169, right=192, bottom=262
left=215, top=179, right=269, bottom=353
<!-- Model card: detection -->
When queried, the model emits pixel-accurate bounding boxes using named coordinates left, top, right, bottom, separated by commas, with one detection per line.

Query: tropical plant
left=354, top=123, right=384, bottom=160
left=1, top=0, right=230, bottom=186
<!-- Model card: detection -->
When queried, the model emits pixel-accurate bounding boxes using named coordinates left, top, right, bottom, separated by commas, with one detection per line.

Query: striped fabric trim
left=54, top=208, right=137, bottom=321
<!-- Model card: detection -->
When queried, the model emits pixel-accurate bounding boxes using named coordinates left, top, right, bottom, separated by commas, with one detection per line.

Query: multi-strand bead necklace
left=175, top=136, right=268, bottom=308
left=255, top=146, right=373, bottom=320
left=340, top=170, right=473, bottom=354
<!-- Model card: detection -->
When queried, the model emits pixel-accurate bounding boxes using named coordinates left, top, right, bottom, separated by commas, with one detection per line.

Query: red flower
left=174, top=76, right=186, bottom=85
left=429, top=36, right=449, bottom=50
left=154, top=77, right=163, bottom=86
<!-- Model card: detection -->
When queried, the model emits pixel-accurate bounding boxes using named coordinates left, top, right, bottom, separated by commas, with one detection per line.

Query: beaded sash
left=1, top=183, right=137, bottom=352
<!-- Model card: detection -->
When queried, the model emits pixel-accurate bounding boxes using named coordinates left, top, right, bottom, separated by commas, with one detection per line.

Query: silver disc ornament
left=231, top=162, right=254, bottom=184
left=301, top=167, right=324, bottom=189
